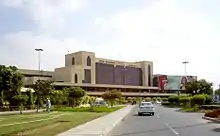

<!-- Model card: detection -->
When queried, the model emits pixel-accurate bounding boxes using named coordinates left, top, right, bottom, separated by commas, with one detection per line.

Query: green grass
left=0, top=112, right=105, bottom=136
left=53, top=106, right=125, bottom=113
left=0, top=106, right=124, bottom=136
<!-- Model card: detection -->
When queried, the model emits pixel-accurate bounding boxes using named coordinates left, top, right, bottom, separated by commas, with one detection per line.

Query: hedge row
left=167, top=94, right=212, bottom=106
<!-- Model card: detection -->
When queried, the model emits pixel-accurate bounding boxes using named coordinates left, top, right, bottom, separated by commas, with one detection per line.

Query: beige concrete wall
left=141, top=61, right=153, bottom=87
left=22, top=76, right=52, bottom=85
left=54, top=67, right=72, bottom=82
left=54, top=65, right=86, bottom=84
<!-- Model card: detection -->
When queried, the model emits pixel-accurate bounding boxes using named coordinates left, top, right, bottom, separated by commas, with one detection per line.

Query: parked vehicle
left=93, top=98, right=108, bottom=106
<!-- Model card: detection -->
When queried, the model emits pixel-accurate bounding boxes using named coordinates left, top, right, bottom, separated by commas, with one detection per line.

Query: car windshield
left=140, top=102, right=152, bottom=106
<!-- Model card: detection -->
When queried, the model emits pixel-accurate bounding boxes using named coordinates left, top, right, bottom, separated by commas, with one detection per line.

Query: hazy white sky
left=0, top=0, right=220, bottom=88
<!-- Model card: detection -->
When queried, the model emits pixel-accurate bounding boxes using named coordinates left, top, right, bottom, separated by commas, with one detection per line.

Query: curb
left=103, top=105, right=135, bottom=136
left=202, top=116, right=220, bottom=123
left=57, top=105, right=135, bottom=136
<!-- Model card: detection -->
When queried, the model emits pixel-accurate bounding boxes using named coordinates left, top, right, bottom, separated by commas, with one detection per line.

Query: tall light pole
left=35, top=48, right=43, bottom=79
left=182, top=61, right=189, bottom=81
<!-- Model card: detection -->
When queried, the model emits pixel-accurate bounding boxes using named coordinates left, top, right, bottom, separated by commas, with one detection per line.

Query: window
left=72, top=57, right=75, bottom=65
left=74, top=74, right=78, bottom=83
left=87, top=56, right=91, bottom=66
left=148, top=64, right=151, bottom=86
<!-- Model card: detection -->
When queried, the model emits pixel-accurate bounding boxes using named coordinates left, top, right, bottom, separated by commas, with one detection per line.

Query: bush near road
left=162, top=94, right=219, bottom=112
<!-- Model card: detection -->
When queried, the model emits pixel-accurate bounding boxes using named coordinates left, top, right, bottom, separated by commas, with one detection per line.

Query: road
left=109, top=105, right=220, bottom=136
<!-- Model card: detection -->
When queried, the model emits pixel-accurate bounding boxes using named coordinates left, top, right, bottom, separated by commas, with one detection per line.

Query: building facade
left=54, top=51, right=153, bottom=87
left=19, top=51, right=164, bottom=97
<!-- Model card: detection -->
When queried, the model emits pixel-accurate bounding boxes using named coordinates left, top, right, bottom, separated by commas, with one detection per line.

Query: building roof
left=18, top=69, right=54, bottom=76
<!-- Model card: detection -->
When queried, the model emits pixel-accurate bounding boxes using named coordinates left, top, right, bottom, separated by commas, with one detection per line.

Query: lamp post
left=182, top=61, right=189, bottom=81
left=35, top=48, right=43, bottom=79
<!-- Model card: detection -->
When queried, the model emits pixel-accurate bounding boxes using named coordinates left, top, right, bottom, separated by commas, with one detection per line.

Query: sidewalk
left=0, top=109, right=45, bottom=115
left=57, top=105, right=135, bottom=136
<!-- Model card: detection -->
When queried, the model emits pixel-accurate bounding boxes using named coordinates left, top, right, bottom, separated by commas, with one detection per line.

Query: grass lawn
left=0, top=112, right=105, bottom=136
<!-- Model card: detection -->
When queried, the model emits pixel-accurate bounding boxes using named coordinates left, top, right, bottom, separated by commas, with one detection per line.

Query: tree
left=102, top=89, right=122, bottom=106
left=215, top=89, right=220, bottom=97
left=26, top=89, right=34, bottom=109
left=68, top=87, right=86, bottom=107
left=198, top=79, right=213, bottom=95
left=51, top=90, right=68, bottom=106
left=12, top=93, right=29, bottom=114
left=185, top=79, right=200, bottom=95
left=0, top=65, right=23, bottom=108
left=32, top=80, right=54, bottom=112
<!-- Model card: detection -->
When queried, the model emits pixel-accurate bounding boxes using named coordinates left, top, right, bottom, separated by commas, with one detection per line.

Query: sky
left=0, top=0, right=220, bottom=88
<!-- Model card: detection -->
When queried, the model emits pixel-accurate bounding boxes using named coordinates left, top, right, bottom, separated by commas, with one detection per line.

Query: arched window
left=74, top=74, right=78, bottom=83
left=148, top=64, right=151, bottom=86
left=87, top=56, right=91, bottom=66
left=72, top=57, right=75, bottom=65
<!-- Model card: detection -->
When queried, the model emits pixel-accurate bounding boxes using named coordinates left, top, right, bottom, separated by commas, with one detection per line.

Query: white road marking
left=165, top=123, right=179, bottom=135
left=0, top=113, right=65, bottom=128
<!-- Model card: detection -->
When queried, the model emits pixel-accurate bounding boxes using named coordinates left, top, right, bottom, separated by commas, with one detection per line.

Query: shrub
left=168, top=96, right=179, bottom=104
left=180, top=97, right=190, bottom=107
left=204, top=95, right=212, bottom=105
left=162, top=97, right=168, bottom=102
left=191, top=95, right=206, bottom=106
left=144, top=97, right=151, bottom=102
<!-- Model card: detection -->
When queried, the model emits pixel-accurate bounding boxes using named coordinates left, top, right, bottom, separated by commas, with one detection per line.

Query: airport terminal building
left=19, top=51, right=161, bottom=97
left=18, top=51, right=195, bottom=97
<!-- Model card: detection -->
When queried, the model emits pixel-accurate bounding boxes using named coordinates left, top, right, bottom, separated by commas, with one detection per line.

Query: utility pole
left=182, top=61, right=189, bottom=81
left=35, top=48, right=43, bottom=80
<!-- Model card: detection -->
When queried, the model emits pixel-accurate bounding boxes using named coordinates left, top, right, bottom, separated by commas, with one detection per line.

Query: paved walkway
left=0, top=109, right=45, bottom=115
left=57, top=105, right=135, bottom=136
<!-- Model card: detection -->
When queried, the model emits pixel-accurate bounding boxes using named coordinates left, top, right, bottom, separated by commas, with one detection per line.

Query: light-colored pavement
left=109, top=105, right=220, bottom=136
left=0, top=109, right=45, bottom=115
left=57, top=105, right=135, bottom=136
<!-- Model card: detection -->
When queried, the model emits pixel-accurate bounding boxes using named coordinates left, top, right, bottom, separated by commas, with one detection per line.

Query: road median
left=57, top=105, right=135, bottom=136
left=202, top=116, right=220, bottom=123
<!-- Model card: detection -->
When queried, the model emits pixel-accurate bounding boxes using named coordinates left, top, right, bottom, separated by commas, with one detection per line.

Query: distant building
left=19, top=51, right=168, bottom=97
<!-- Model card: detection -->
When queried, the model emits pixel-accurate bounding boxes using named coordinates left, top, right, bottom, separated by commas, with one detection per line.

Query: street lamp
left=182, top=61, right=189, bottom=81
left=35, top=48, right=43, bottom=79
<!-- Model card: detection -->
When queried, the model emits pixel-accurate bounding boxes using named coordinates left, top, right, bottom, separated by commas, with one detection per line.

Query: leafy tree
left=0, top=65, right=23, bottom=108
left=102, top=89, right=122, bottom=106
left=32, top=80, right=54, bottom=112
left=12, top=93, right=29, bottom=114
left=198, top=79, right=213, bottom=95
left=215, top=89, right=220, bottom=97
left=185, top=79, right=199, bottom=95
left=26, top=89, right=35, bottom=109
left=185, top=79, right=213, bottom=95
left=88, top=96, right=96, bottom=107
left=51, top=90, right=68, bottom=106
left=68, top=87, right=86, bottom=107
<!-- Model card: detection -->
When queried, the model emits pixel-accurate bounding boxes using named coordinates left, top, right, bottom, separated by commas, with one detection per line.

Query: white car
left=138, top=102, right=155, bottom=116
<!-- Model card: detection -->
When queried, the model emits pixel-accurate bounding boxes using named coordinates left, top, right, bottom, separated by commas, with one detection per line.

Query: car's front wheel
left=138, top=113, right=142, bottom=116
left=151, top=112, right=154, bottom=116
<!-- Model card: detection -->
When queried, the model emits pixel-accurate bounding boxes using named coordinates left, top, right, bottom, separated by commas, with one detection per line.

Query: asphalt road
left=109, top=105, right=220, bottom=136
